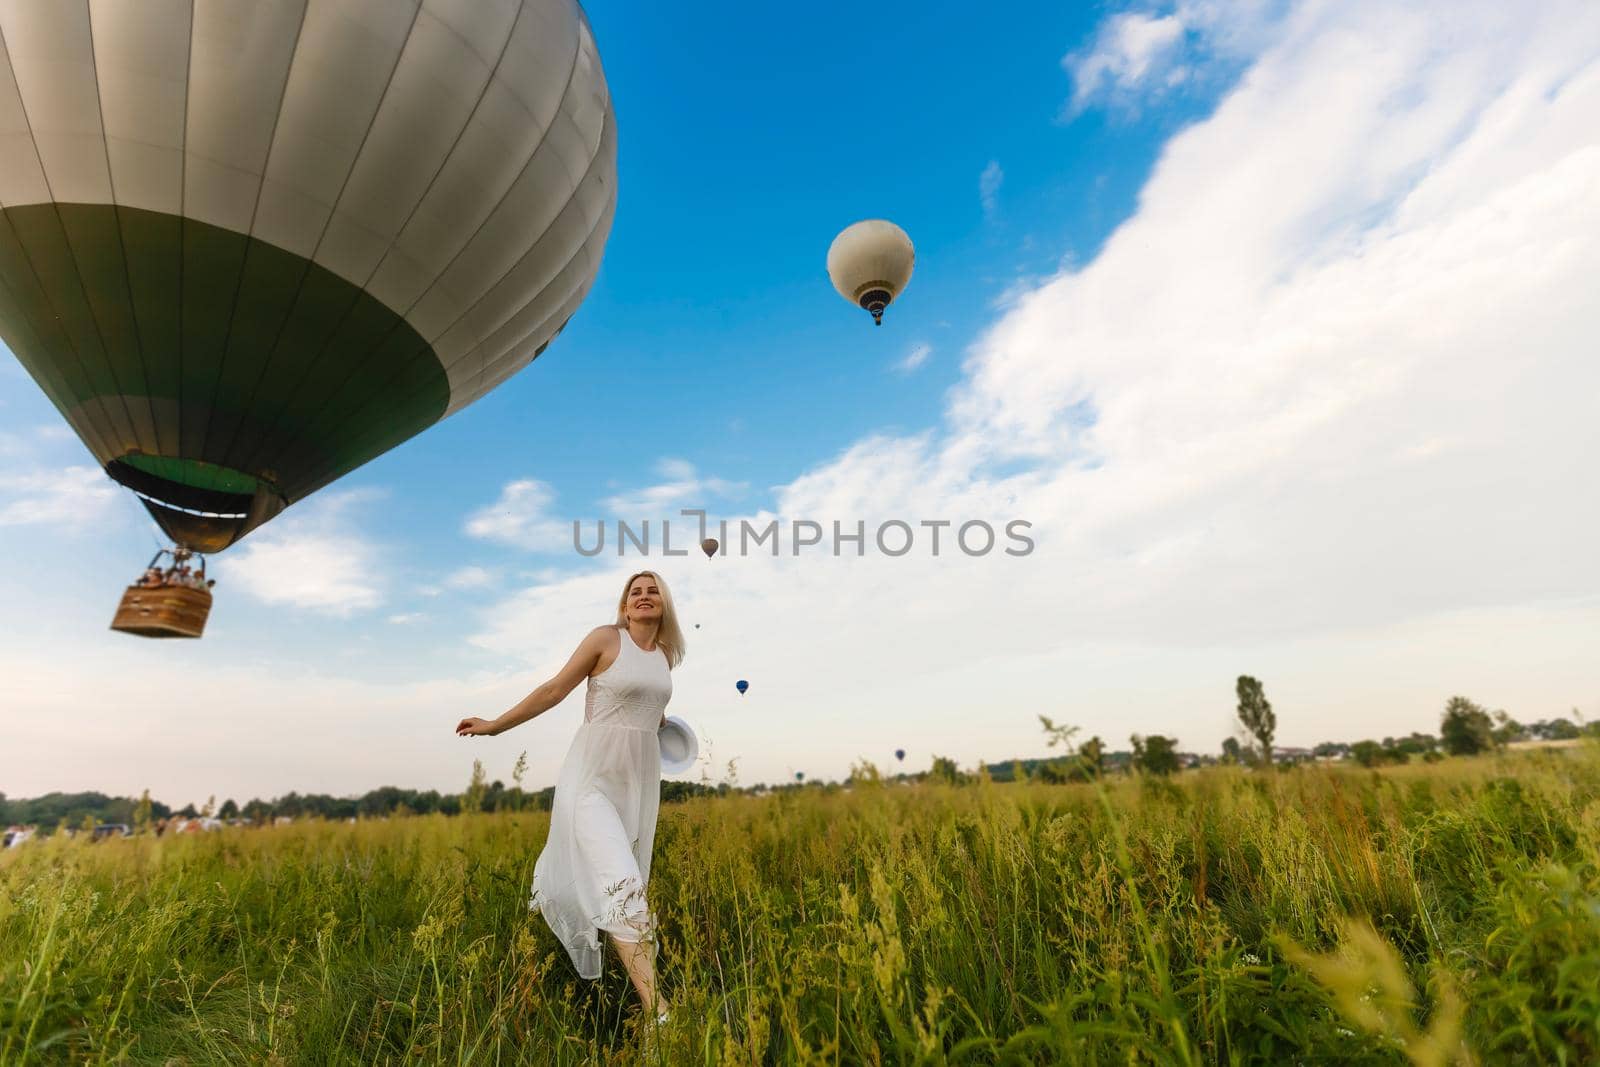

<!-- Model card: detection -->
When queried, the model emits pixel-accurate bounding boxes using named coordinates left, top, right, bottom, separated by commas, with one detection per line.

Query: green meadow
left=3, top=748, right=1596, bottom=1065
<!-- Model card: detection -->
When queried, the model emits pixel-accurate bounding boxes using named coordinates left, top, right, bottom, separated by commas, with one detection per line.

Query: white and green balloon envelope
left=658, top=716, right=698, bottom=775
left=0, top=0, right=616, bottom=554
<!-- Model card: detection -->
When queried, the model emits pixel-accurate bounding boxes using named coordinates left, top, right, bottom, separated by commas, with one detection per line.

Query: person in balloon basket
left=455, top=570, right=682, bottom=1028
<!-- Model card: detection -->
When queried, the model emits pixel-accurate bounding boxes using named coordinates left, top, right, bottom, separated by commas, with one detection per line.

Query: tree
left=1387, top=733, right=1437, bottom=758
left=1076, top=736, right=1105, bottom=779
left=1350, top=740, right=1406, bottom=768
left=928, top=755, right=966, bottom=785
left=1221, top=737, right=1244, bottom=765
left=1539, top=717, right=1581, bottom=741
left=462, top=759, right=488, bottom=815
left=219, top=798, right=239, bottom=819
left=1491, top=711, right=1525, bottom=746
left=1440, top=696, right=1496, bottom=756
left=1131, top=734, right=1180, bottom=776
left=1235, top=675, right=1276, bottom=767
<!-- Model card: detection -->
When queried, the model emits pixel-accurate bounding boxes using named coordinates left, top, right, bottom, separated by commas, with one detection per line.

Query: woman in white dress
left=455, top=570, right=682, bottom=1022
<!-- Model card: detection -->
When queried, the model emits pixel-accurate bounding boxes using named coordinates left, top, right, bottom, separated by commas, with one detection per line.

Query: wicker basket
left=110, top=583, right=213, bottom=638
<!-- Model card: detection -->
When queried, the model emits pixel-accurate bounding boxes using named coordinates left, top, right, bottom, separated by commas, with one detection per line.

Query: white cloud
left=1065, top=11, right=1187, bottom=115
left=979, top=160, right=1004, bottom=219
left=388, top=612, right=425, bottom=624
left=1061, top=1, right=1284, bottom=117
left=463, top=478, right=569, bottom=552
left=443, top=565, right=495, bottom=591
left=898, top=342, right=933, bottom=373
left=0, top=424, right=121, bottom=529
left=220, top=490, right=386, bottom=616
left=0, top=464, right=119, bottom=527
left=602, top=459, right=745, bottom=518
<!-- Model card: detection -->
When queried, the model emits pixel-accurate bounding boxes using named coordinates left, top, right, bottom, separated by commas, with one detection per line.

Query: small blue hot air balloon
left=736, top=679, right=749, bottom=695
left=795, top=771, right=805, bottom=782
left=895, top=748, right=906, bottom=762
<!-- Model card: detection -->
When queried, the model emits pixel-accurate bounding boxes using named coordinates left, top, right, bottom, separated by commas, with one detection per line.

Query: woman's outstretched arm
left=455, top=627, right=612, bottom=737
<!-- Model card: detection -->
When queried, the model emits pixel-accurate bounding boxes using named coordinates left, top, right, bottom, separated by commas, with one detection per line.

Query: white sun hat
left=658, top=715, right=699, bottom=775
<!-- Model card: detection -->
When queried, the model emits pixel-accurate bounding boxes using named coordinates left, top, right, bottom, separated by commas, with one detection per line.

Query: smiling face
left=625, top=573, right=663, bottom=624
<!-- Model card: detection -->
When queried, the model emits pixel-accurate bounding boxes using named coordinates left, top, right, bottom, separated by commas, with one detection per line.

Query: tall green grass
left=3, top=748, right=1596, bottom=1064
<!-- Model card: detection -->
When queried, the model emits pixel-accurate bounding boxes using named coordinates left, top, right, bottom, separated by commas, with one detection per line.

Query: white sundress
left=530, top=626, right=671, bottom=979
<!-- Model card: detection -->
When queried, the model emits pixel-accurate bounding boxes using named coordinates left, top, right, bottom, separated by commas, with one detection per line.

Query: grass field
left=3, top=748, right=1597, bottom=1064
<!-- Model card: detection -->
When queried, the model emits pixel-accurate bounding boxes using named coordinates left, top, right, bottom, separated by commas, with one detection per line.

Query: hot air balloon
left=735, top=679, right=749, bottom=695
left=795, top=771, right=805, bottom=782
left=700, top=538, right=718, bottom=559
left=895, top=748, right=906, bottom=762
left=0, top=1, right=617, bottom=636
left=827, top=220, right=914, bottom=325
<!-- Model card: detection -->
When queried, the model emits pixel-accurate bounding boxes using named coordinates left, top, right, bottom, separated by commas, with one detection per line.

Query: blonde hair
left=614, top=570, right=685, bottom=669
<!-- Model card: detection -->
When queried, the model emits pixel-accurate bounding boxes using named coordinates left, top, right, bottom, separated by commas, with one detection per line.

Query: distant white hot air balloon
left=827, top=220, right=914, bottom=325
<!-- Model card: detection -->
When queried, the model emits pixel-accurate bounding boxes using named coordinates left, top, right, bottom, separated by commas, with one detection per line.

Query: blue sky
left=377, top=0, right=1211, bottom=564
left=4, top=0, right=1599, bottom=807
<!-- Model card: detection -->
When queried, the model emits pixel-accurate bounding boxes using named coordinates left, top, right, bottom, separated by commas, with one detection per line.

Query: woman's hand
left=455, top=717, right=497, bottom=737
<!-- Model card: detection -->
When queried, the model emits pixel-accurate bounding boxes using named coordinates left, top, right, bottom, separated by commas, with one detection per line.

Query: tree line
left=0, top=759, right=731, bottom=836
left=973, top=682, right=1593, bottom=785
left=6, top=682, right=1592, bottom=833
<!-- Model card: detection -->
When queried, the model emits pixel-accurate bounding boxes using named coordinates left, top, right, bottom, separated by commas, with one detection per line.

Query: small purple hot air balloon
left=736, top=679, right=749, bottom=695
left=895, top=748, right=906, bottom=762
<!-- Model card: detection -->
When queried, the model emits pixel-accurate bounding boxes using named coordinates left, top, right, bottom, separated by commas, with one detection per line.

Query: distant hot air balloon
left=700, top=538, right=719, bottom=559
left=735, top=679, right=749, bottom=695
left=0, top=2, right=617, bottom=635
left=795, top=771, right=805, bottom=782
left=895, top=748, right=906, bottom=762
left=827, top=220, right=914, bottom=325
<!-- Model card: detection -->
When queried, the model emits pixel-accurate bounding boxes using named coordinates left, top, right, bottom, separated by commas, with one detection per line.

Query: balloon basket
left=111, top=583, right=213, bottom=639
